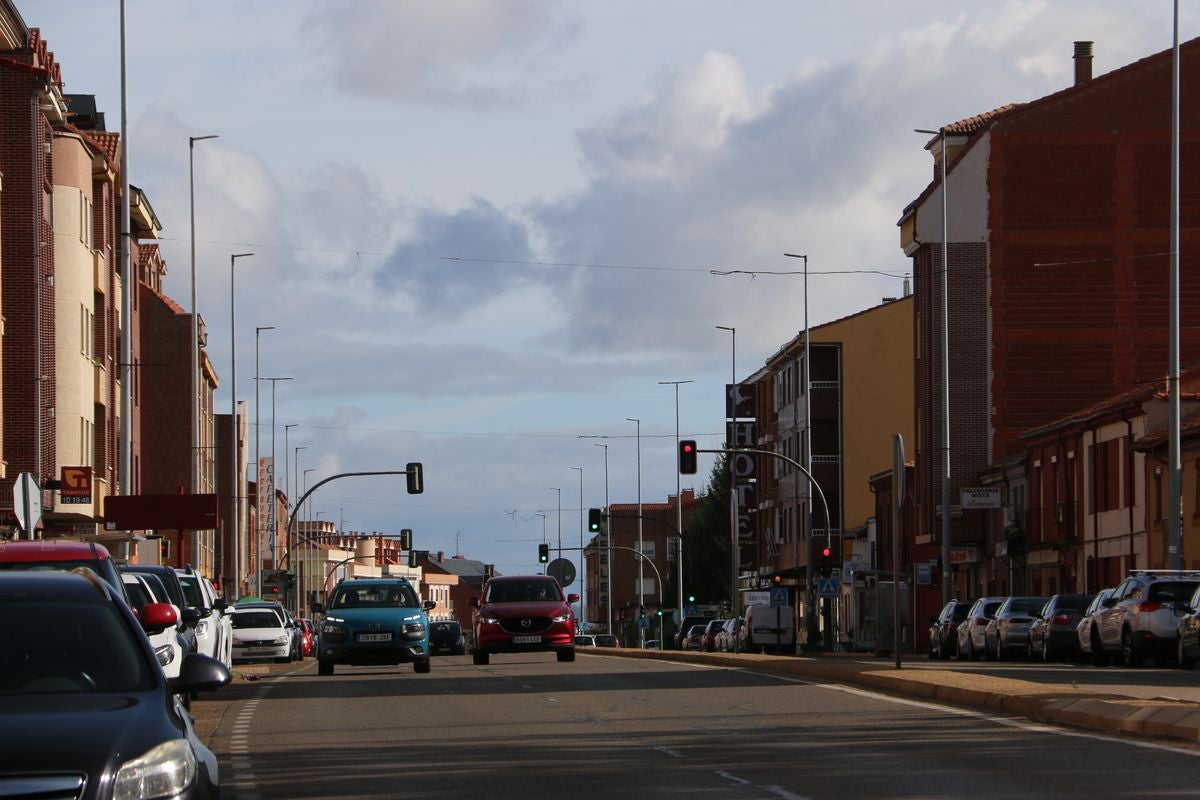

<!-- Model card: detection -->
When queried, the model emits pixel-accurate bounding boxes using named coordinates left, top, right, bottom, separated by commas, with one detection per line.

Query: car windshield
left=330, top=585, right=419, bottom=609
left=1148, top=581, right=1200, bottom=603
left=232, top=611, right=283, bottom=629
left=0, top=599, right=153, bottom=694
left=486, top=581, right=562, bottom=603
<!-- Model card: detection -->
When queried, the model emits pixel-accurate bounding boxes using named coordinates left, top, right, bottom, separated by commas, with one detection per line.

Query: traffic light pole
left=695, top=446, right=834, bottom=650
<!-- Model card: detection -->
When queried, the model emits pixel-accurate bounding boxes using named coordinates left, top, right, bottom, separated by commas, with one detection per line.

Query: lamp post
left=659, top=380, right=693, bottom=628
left=228, top=252, right=253, bottom=586
left=783, top=253, right=817, bottom=643
left=253, top=325, right=274, bottom=592
left=715, top=326, right=739, bottom=631
left=303, top=466, right=315, bottom=610
left=1168, top=2, right=1183, bottom=569
left=916, top=127, right=952, bottom=604
left=290, top=440, right=305, bottom=522
left=593, top=442, right=611, bottom=635
left=625, top=417, right=643, bottom=647
left=551, top=487, right=562, bottom=561
left=572, top=466, right=584, bottom=630
left=284, top=427, right=299, bottom=535
left=536, top=513, right=547, bottom=575
left=188, top=134, right=218, bottom=501
left=262, top=376, right=293, bottom=581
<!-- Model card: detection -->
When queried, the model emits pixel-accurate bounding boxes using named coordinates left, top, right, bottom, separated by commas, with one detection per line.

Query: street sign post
left=12, top=472, right=41, bottom=537
left=547, top=558, right=576, bottom=587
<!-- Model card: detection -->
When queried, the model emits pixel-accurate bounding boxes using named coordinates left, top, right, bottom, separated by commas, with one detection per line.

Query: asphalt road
left=197, top=652, right=1200, bottom=799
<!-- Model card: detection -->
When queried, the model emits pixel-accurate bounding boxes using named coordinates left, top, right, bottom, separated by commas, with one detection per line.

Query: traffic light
left=538, top=543, right=549, bottom=563
left=688, top=595, right=696, bottom=603
left=399, top=529, right=413, bottom=550
left=588, top=508, right=603, bottom=533
left=406, top=462, right=424, bottom=494
left=679, top=440, right=698, bottom=474
left=772, top=573, right=783, bottom=586
left=656, top=608, right=663, bottom=617
left=818, top=544, right=835, bottom=577
left=639, top=606, right=646, bottom=619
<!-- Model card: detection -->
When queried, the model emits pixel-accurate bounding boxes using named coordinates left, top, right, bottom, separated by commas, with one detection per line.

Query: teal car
left=314, top=579, right=434, bottom=675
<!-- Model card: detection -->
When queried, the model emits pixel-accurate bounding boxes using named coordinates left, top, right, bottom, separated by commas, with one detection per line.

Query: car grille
left=0, top=774, right=86, bottom=800
left=499, top=616, right=553, bottom=634
left=238, top=639, right=278, bottom=647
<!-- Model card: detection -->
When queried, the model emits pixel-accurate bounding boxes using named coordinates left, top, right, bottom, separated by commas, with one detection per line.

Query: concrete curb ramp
left=589, top=647, right=1200, bottom=745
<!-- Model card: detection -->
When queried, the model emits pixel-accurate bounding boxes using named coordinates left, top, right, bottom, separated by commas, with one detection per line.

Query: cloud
left=302, top=0, right=583, bottom=107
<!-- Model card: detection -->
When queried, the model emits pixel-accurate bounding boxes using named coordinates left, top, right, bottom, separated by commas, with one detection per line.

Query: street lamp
left=916, top=126, right=952, bottom=603
left=572, top=465, right=584, bottom=630
left=229, top=252, right=253, bottom=586
left=783, top=253, right=817, bottom=641
left=593, top=442, right=611, bottom=636
left=551, top=487, right=562, bottom=561
left=626, top=417, right=643, bottom=647
left=715, top=325, right=739, bottom=634
left=536, top=513, right=547, bottom=575
left=189, top=134, right=218, bottom=500
left=292, top=442, right=307, bottom=521
left=659, top=379, right=693, bottom=628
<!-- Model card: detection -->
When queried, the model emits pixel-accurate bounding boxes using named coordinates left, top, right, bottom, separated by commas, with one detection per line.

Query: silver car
left=1094, top=571, right=1200, bottom=667
left=956, top=597, right=1006, bottom=661
left=984, top=596, right=1048, bottom=660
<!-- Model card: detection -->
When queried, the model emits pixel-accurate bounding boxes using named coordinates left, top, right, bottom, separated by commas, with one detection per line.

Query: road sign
left=547, top=558, right=575, bottom=586
left=12, top=472, right=41, bottom=535
left=745, top=591, right=770, bottom=607
left=817, top=575, right=840, bottom=598
left=769, top=587, right=788, bottom=606
left=961, top=487, right=1002, bottom=509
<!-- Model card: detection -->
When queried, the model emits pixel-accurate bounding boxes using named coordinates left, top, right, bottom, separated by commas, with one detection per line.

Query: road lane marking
left=654, top=746, right=684, bottom=758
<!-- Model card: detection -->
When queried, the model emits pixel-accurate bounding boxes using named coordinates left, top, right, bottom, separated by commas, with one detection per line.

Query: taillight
left=1134, top=601, right=1162, bottom=613
left=975, top=618, right=989, bottom=626
left=1052, top=613, right=1074, bottom=625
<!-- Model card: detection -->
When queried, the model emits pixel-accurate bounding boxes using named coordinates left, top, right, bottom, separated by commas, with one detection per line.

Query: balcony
left=93, top=251, right=108, bottom=293
left=93, top=362, right=107, bottom=407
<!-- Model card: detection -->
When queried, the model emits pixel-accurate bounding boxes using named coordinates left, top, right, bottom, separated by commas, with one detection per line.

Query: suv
left=429, top=620, right=466, bottom=655
left=470, top=575, right=577, bottom=665
left=314, top=578, right=434, bottom=675
left=176, top=567, right=233, bottom=668
left=1094, top=570, right=1200, bottom=666
left=0, top=539, right=125, bottom=599
left=122, top=565, right=200, bottom=657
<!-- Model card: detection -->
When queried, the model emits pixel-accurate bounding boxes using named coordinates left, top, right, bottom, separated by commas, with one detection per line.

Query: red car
left=298, top=617, right=316, bottom=657
left=470, top=575, right=578, bottom=665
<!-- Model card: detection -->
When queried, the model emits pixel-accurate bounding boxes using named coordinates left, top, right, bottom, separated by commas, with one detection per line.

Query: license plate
left=357, top=632, right=393, bottom=642
left=512, top=635, right=542, bottom=644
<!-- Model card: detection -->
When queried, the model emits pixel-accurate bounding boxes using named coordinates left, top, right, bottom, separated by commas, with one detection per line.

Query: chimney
left=437, top=550, right=445, bottom=563
left=1074, top=41, right=1094, bottom=86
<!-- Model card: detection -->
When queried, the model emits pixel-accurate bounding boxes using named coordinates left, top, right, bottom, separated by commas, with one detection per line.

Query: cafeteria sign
left=961, top=487, right=1001, bottom=509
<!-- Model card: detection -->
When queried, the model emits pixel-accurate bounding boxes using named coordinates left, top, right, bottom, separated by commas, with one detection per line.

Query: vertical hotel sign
left=726, top=384, right=756, bottom=548
left=257, top=457, right=275, bottom=546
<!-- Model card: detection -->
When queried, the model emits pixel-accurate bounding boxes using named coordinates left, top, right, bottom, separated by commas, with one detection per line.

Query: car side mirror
left=567, top=593, right=580, bottom=604
left=141, top=602, right=179, bottom=635
left=213, top=598, right=228, bottom=612
left=181, top=607, right=202, bottom=626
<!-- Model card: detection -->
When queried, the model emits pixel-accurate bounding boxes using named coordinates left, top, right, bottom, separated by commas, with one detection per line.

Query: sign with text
left=59, top=466, right=92, bottom=505
left=961, top=487, right=1002, bottom=509
left=257, top=458, right=275, bottom=538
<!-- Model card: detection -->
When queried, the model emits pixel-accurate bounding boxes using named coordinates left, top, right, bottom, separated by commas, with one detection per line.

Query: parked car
left=121, top=571, right=185, bottom=679
left=430, top=620, right=466, bottom=655
left=315, top=578, right=434, bottom=674
left=928, top=600, right=970, bottom=660
left=574, top=634, right=597, bottom=647
left=0, top=570, right=230, bottom=800
left=235, top=599, right=302, bottom=662
left=298, top=617, right=316, bottom=657
left=674, top=616, right=712, bottom=650
left=643, top=639, right=662, bottom=650
left=0, top=539, right=125, bottom=599
left=123, top=565, right=201, bottom=657
left=1094, top=571, right=1200, bottom=666
left=985, top=596, right=1048, bottom=660
left=1028, top=593, right=1093, bottom=661
left=175, top=566, right=233, bottom=668
left=956, top=597, right=1006, bottom=661
left=230, top=605, right=293, bottom=664
left=701, top=619, right=726, bottom=652
left=717, top=618, right=742, bottom=652
left=469, top=575, right=577, bottom=666
left=682, top=624, right=707, bottom=650
left=593, top=634, right=621, bottom=648
left=1175, top=584, right=1200, bottom=669
left=1078, top=589, right=1114, bottom=665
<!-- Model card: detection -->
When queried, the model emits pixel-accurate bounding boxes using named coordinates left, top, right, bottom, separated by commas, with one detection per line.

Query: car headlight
left=113, top=738, right=196, bottom=800
left=403, top=622, right=426, bottom=640
left=321, top=623, right=348, bottom=643
left=551, top=609, right=572, bottom=623
left=479, top=613, right=501, bottom=625
left=154, top=644, right=176, bottom=667
left=273, top=635, right=289, bottom=646
left=195, top=619, right=208, bottom=637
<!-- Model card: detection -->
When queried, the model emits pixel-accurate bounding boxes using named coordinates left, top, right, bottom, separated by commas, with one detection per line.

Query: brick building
left=898, top=40, right=1200, bottom=600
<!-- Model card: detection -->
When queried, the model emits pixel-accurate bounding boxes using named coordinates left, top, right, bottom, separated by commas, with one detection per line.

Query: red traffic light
left=821, top=546, right=832, bottom=558
left=679, top=439, right=698, bottom=474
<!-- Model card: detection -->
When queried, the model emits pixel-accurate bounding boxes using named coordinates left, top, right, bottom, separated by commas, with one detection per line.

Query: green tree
left=674, top=451, right=732, bottom=610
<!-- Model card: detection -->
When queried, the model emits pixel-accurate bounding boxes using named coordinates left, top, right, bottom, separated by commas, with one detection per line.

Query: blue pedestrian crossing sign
left=817, top=575, right=840, bottom=598
left=769, top=587, right=788, bottom=606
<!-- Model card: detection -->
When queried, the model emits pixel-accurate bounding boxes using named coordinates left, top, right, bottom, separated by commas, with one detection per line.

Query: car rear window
left=1148, top=581, right=1200, bottom=603
left=952, top=604, right=970, bottom=621
left=1007, top=598, right=1046, bottom=615
left=1057, top=595, right=1091, bottom=612
left=983, top=602, right=1003, bottom=617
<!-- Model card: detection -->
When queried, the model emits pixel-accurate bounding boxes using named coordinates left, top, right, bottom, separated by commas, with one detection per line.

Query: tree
left=674, top=451, right=732, bottom=609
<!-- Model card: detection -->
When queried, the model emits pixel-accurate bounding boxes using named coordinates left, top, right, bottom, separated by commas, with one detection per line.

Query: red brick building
left=899, top=40, right=1200, bottom=599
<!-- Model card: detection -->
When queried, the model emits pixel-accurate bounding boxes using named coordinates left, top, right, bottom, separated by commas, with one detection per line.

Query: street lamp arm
left=698, top=447, right=833, bottom=539
left=602, top=512, right=682, bottom=539
left=279, top=468, right=419, bottom=570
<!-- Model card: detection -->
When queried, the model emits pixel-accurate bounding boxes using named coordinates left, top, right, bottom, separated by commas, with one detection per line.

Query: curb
left=591, top=647, right=1200, bottom=745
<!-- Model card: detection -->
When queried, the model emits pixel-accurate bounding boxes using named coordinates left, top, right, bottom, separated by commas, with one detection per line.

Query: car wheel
left=414, top=659, right=431, bottom=674
left=473, top=650, right=490, bottom=666
left=557, top=648, right=576, bottom=663
left=1091, top=630, right=1109, bottom=667
left=1179, top=637, right=1196, bottom=670
left=1121, top=629, right=1142, bottom=668
left=318, top=660, right=333, bottom=676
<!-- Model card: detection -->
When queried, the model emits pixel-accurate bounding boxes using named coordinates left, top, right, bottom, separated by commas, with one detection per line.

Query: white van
left=743, top=604, right=795, bottom=654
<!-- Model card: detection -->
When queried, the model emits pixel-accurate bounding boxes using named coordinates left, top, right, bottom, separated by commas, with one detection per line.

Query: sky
left=21, top=1, right=1193, bottom=596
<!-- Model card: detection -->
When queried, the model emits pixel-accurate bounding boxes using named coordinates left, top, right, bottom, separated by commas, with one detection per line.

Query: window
left=641, top=541, right=655, bottom=560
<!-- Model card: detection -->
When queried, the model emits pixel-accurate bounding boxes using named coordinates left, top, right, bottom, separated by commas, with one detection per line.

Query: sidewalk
left=605, top=648, right=1200, bottom=745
